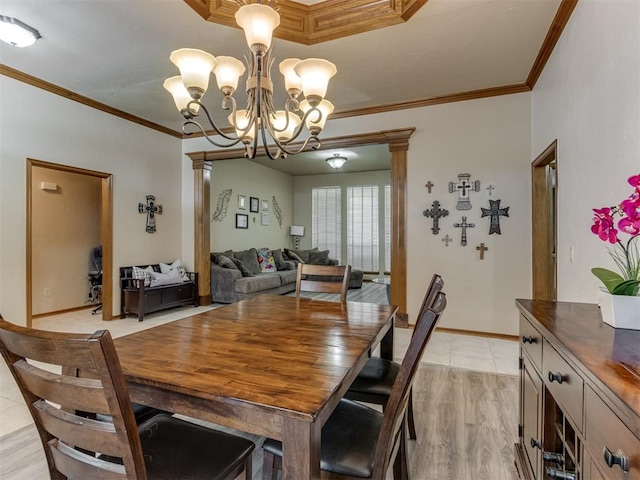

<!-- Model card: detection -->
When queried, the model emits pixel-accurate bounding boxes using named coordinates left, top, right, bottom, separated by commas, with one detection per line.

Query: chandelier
left=164, top=1, right=337, bottom=159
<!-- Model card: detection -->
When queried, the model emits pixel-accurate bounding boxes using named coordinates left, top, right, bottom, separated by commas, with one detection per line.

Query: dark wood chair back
left=417, top=273, right=444, bottom=327
left=295, top=263, right=351, bottom=302
left=0, top=315, right=147, bottom=479
left=372, top=291, right=447, bottom=478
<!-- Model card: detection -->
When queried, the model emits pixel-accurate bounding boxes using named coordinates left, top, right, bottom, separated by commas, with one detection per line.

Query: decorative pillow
left=231, top=258, right=254, bottom=277
left=309, top=250, right=330, bottom=265
left=149, top=268, right=183, bottom=288
left=213, top=254, right=238, bottom=270
left=284, top=249, right=304, bottom=264
left=159, top=259, right=190, bottom=282
left=257, top=248, right=277, bottom=273
left=288, top=248, right=317, bottom=263
left=271, top=249, right=288, bottom=270
left=233, top=248, right=261, bottom=274
left=211, top=250, right=234, bottom=261
left=132, top=265, right=155, bottom=287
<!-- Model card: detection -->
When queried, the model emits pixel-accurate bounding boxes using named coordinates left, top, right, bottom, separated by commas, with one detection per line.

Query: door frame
left=186, top=128, right=415, bottom=326
left=26, top=159, right=113, bottom=325
left=531, top=141, right=557, bottom=300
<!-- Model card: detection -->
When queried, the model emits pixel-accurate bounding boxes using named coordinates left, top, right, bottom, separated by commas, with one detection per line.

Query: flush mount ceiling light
left=0, top=16, right=41, bottom=47
left=165, top=1, right=337, bottom=160
left=326, top=153, right=347, bottom=169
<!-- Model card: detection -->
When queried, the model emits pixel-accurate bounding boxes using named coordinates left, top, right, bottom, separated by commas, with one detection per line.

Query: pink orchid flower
left=592, top=207, right=619, bottom=243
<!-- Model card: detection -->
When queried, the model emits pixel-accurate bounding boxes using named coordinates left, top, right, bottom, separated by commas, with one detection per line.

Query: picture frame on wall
left=250, top=196, right=259, bottom=213
left=238, top=195, right=247, bottom=210
left=262, top=199, right=269, bottom=211
left=236, top=213, right=248, bottom=229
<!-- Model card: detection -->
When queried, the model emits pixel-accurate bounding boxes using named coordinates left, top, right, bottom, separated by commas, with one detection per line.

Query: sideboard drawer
left=542, top=339, right=584, bottom=432
left=585, top=386, right=640, bottom=480
left=520, top=314, right=542, bottom=372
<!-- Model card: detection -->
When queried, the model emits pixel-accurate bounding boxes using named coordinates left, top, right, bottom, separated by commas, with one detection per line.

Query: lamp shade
left=228, top=109, right=256, bottom=143
left=235, top=3, right=280, bottom=52
left=213, top=56, right=246, bottom=95
left=290, top=225, right=305, bottom=237
left=326, top=154, right=347, bottom=169
left=273, top=111, right=301, bottom=141
left=279, top=58, right=302, bottom=96
left=300, top=99, right=334, bottom=134
left=170, top=48, right=217, bottom=99
left=293, top=59, right=337, bottom=102
left=163, top=76, right=200, bottom=115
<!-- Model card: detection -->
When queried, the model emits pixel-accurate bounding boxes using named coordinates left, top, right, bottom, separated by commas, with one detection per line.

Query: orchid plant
left=591, top=173, right=640, bottom=296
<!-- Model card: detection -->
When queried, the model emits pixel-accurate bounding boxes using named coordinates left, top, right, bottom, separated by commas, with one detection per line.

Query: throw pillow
left=271, top=249, right=288, bottom=270
left=257, top=248, right=277, bottom=273
left=213, top=254, right=238, bottom=270
left=284, top=249, right=305, bottom=264
left=149, top=268, right=183, bottom=288
left=288, top=248, right=317, bottom=263
left=211, top=250, right=234, bottom=261
left=231, top=258, right=254, bottom=277
left=159, top=259, right=190, bottom=282
left=233, top=248, right=261, bottom=274
left=309, top=250, right=330, bottom=265
left=132, top=265, right=154, bottom=287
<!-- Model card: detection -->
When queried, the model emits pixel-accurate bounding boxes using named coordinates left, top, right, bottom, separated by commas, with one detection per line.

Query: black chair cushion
left=263, top=399, right=382, bottom=478
left=96, top=403, right=166, bottom=424
left=348, top=356, right=398, bottom=397
left=101, top=413, right=255, bottom=479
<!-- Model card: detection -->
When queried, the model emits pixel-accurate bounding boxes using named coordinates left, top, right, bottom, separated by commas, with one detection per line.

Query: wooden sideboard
left=515, top=299, right=640, bottom=480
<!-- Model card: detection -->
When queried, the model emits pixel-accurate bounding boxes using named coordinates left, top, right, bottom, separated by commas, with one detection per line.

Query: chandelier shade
left=165, top=1, right=337, bottom=159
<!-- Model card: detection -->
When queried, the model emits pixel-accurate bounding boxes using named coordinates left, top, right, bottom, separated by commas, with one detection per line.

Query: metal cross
left=423, top=200, right=449, bottom=235
left=453, top=216, right=475, bottom=246
left=138, top=195, right=163, bottom=233
left=481, top=199, right=509, bottom=234
left=486, top=184, right=495, bottom=196
left=442, top=234, right=452, bottom=247
left=448, top=173, right=480, bottom=210
left=476, top=243, right=488, bottom=260
left=425, top=181, right=434, bottom=193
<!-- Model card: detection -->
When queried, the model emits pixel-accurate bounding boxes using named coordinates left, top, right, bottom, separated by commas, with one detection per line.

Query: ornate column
left=192, top=158, right=212, bottom=305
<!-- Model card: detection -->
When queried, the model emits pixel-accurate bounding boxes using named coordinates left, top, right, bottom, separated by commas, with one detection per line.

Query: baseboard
left=32, top=304, right=95, bottom=319
left=404, top=325, right=518, bottom=341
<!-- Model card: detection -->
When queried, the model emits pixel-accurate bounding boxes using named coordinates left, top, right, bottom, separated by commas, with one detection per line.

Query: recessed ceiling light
left=0, top=16, right=41, bottom=47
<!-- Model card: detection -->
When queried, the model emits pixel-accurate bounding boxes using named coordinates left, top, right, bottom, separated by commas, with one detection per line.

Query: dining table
left=114, top=294, right=398, bottom=480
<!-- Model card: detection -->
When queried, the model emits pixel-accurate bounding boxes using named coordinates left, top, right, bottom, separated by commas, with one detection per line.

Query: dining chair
left=296, top=263, right=352, bottom=302
left=345, top=273, right=444, bottom=440
left=0, top=315, right=255, bottom=480
left=262, top=291, right=447, bottom=480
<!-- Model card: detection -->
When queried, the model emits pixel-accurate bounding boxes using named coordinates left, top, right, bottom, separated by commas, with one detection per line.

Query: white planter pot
left=598, top=289, right=640, bottom=330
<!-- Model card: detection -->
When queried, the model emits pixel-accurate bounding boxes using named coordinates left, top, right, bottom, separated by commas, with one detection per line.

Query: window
left=347, top=186, right=379, bottom=271
left=312, top=187, right=341, bottom=261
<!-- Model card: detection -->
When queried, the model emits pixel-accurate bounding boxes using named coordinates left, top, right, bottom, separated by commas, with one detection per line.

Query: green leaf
left=591, top=268, right=625, bottom=294
left=611, top=279, right=640, bottom=296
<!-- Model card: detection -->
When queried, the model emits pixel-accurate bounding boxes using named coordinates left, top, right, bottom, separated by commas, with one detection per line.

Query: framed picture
left=236, top=213, right=248, bottom=229
left=249, top=196, right=259, bottom=213
left=262, top=199, right=269, bottom=211
left=238, top=195, right=247, bottom=210
left=261, top=211, right=270, bottom=226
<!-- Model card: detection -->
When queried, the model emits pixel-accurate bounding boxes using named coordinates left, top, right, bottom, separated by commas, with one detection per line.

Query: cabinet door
left=522, top=353, right=543, bottom=480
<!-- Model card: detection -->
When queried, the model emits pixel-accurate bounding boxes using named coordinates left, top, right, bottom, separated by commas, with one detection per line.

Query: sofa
left=210, top=247, right=363, bottom=304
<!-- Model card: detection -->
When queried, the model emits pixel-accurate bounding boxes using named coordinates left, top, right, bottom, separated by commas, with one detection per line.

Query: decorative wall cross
left=425, top=181, right=434, bottom=193
left=481, top=199, right=510, bottom=234
left=453, top=216, right=475, bottom=246
left=476, top=243, right=488, bottom=260
left=442, top=234, right=452, bottom=247
left=486, top=184, right=495, bottom=196
left=423, top=200, right=449, bottom=234
left=448, top=173, right=481, bottom=210
left=138, top=195, right=162, bottom=233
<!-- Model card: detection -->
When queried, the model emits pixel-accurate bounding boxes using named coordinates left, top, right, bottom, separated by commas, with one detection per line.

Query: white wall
left=210, top=159, right=294, bottom=251
left=0, top=76, right=184, bottom=325
left=184, top=92, right=532, bottom=335
left=531, top=0, right=640, bottom=303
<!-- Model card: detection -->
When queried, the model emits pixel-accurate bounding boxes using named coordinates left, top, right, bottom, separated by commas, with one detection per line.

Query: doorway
left=531, top=141, right=557, bottom=300
left=27, top=159, right=113, bottom=326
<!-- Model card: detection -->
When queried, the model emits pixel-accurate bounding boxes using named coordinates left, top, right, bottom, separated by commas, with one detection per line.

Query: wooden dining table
left=114, top=294, right=398, bottom=480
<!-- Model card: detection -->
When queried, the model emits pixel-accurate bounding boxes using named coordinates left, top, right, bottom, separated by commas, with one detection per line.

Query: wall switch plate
left=44, top=288, right=51, bottom=297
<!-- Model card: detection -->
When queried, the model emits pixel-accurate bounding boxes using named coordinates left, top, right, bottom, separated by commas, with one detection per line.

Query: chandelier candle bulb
left=170, top=48, right=217, bottom=99
left=213, top=56, right=246, bottom=95
left=163, top=76, right=200, bottom=116
left=235, top=3, right=280, bottom=53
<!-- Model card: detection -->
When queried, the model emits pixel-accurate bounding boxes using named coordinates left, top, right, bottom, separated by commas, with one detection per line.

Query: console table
left=514, top=299, right=639, bottom=480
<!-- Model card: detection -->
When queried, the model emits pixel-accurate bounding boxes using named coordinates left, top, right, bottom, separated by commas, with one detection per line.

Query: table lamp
left=290, top=225, right=305, bottom=249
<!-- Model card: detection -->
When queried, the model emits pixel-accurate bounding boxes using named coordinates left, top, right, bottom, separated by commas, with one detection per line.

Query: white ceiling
left=0, top=0, right=563, bottom=174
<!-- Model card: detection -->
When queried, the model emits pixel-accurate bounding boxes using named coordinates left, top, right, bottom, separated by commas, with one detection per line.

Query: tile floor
left=0, top=304, right=519, bottom=439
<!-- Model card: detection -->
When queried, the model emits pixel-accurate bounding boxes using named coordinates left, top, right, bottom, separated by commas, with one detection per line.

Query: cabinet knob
left=603, top=447, right=629, bottom=473
left=522, top=336, right=536, bottom=344
left=530, top=438, right=542, bottom=449
left=548, top=371, right=565, bottom=384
